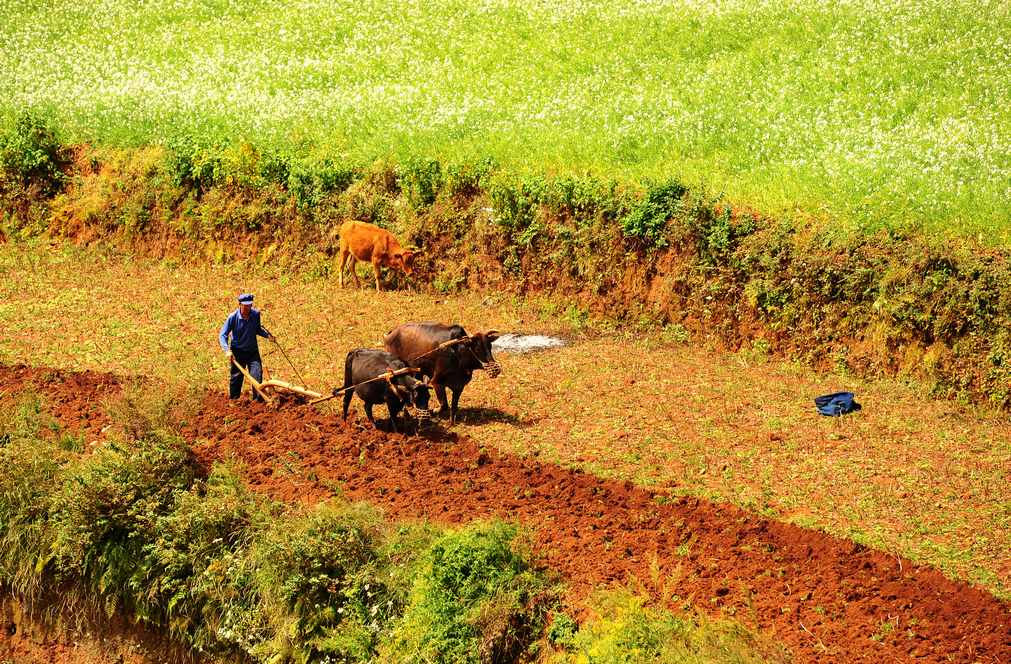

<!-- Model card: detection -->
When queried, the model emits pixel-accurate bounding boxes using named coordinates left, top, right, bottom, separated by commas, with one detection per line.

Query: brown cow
left=337, top=220, right=418, bottom=291
left=384, top=322, right=501, bottom=424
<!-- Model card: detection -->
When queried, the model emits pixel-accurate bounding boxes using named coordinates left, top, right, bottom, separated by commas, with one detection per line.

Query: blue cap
left=237, top=293, right=254, bottom=304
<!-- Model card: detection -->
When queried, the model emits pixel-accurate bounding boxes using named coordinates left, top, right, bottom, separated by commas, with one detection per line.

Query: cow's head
left=393, top=248, right=420, bottom=276
left=468, top=330, right=501, bottom=377
left=392, top=372, right=432, bottom=411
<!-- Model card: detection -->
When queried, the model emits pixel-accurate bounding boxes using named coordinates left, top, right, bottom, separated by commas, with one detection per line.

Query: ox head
left=392, top=248, right=421, bottom=276
left=468, top=330, right=501, bottom=378
left=389, top=372, right=433, bottom=415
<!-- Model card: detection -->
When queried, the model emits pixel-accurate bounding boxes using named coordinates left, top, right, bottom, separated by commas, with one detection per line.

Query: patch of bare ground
left=0, top=596, right=208, bottom=664
left=3, top=365, right=1009, bottom=663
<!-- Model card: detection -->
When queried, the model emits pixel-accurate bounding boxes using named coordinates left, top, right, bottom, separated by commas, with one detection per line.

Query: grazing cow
left=338, top=349, right=431, bottom=432
left=384, top=322, right=500, bottom=424
left=337, top=220, right=418, bottom=291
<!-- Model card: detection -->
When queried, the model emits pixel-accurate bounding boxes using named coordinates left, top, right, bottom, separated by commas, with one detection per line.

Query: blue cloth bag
left=814, top=391, right=861, bottom=416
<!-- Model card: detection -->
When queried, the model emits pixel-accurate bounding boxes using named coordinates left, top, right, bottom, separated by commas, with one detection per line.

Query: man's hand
left=226, top=351, right=233, bottom=366
left=268, top=333, right=276, bottom=342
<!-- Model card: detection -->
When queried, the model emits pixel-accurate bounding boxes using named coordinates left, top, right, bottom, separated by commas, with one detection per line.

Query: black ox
left=337, top=349, right=431, bottom=432
left=384, top=322, right=500, bottom=424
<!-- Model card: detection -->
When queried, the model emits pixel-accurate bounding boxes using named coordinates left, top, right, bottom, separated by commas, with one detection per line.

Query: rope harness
left=308, top=366, right=422, bottom=405
left=409, top=335, right=502, bottom=377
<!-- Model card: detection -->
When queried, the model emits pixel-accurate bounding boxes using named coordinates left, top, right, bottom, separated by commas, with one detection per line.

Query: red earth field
left=1, top=364, right=1009, bottom=663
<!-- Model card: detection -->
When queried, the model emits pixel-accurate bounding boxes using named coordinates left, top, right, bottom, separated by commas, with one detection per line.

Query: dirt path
left=3, top=364, right=1010, bottom=663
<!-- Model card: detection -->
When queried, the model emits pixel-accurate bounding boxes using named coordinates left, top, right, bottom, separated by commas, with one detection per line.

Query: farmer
left=218, top=293, right=275, bottom=401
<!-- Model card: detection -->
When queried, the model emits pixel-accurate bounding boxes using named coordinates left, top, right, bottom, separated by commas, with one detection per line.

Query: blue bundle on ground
left=814, top=391, right=861, bottom=416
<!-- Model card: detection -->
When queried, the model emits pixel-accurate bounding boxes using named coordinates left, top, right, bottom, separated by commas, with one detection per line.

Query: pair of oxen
left=338, top=322, right=501, bottom=431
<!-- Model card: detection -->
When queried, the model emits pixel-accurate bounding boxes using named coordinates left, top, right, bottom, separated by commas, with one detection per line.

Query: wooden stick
left=308, top=367, right=421, bottom=405
left=408, top=336, right=467, bottom=362
left=230, top=357, right=274, bottom=405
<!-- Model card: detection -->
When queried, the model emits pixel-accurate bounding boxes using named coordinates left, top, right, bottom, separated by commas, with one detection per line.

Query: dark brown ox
left=337, top=220, right=418, bottom=291
left=338, top=348, right=431, bottom=433
left=384, top=322, right=500, bottom=424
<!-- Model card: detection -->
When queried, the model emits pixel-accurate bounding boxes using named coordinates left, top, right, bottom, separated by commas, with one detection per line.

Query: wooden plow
left=230, top=358, right=422, bottom=408
left=230, top=357, right=324, bottom=406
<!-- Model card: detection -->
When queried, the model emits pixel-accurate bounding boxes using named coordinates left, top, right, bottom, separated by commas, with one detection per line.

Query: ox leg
left=338, top=250, right=347, bottom=288
left=342, top=390, right=354, bottom=420
left=450, top=388, right=463, bottom=425
left=372, top=259, right=382, bottom=292
left=364, top=402, right=377, bottom=427
left=350, top=257, right=363, bottom=288
left=386, top=396, right=401, bottom=433
left=434, top=384, right=450, bottom=417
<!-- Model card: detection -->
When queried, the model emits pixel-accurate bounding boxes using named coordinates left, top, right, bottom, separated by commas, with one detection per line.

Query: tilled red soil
left=3, top=365, right=1010, bottom=663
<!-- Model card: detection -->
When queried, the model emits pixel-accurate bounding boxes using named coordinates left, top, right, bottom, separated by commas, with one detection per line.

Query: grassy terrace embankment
left=2, top=0, right=1010, bottom=238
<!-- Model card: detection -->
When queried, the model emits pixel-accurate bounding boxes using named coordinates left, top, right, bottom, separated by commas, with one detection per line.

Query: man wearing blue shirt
left=218, top=293, right=275, bottom=401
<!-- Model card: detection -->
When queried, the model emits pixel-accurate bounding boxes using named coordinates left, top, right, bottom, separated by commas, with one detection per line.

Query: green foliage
left=620, top=179, right=687, bottom=249
left=139, top=464, right=271, bottom=653
left=399, top=156, right=443, bottom=210
left=252, top=502, right=393, bottom=662
left=0, top=112, right=69, bottom=196
left=547, top=611, right=578, bottom=646
left=444, top=157, right=498, bottom=198
left=488, top=173, right=549, bottom=235
left=548, top=590, right=782, bottom=663
left=164, top=135, right=225, bottom=195
left=288, top=157, right=359, bottom=211
left=0, top=394, right=71, bottom=602
left=385, top=521, right=552, bottom=664
left=48, top=433, right=198, bottom=614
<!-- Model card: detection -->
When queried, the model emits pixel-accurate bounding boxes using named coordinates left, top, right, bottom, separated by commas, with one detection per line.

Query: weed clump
left=546, top=589, right=787, bottom=663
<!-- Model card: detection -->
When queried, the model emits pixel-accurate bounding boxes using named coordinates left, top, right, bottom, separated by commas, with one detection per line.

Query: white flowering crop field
left=2, top=0, right=1009, bottom=238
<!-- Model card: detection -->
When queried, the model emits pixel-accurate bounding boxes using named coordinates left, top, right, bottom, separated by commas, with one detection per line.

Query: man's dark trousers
left=230, top=348, right=264, bottom=401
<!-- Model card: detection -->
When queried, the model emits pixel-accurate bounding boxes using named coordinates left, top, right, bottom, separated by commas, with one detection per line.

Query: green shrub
left=620, top=179, right=688, bottom=249
left=251, top=501, right=394, bottom=663
left=164, top=135, right=225, bottom=194
left=399, top=156, right=444, bottom=209
left=48, top=433, right=198, bottom=614
left=0, top=112, right=69, bottom=196
left=444, top=157, right=498, bottom=198
left=0, top=394, right=72, bottom=602
left=384, top=521, right=552, bottom=664
left=289, top=157, right=359, bottom=211
left=139, top=464, right=272, bottom=652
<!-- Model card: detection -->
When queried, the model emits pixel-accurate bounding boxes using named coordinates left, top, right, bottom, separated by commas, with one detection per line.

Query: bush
left=251, top=501, right=394, bottom=662
left=0, top=393, right=72, bottom=602
left=399, top=156, right=444, bottom=209
left=384, top=521, right=552, bottom=663
left=289, top=157, right=359, bottom=211
left=619, top=179, right=688, bottom=249
left=444, top=157, right=498, bottom=198
left=48, top=433, right=199, bottom=615
left=0, top=112, right=69, bottom=196
left=164, top=135, right=225, bottom=194
left=139, top=464, right=272, bottom=652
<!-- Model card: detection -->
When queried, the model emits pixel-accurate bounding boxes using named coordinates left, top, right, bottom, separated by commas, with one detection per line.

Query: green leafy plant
left=0, top=112, right=69, bottom=196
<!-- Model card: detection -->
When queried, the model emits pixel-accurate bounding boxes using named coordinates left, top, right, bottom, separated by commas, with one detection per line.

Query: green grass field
left=2, top=0, right=1010, bottom=239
